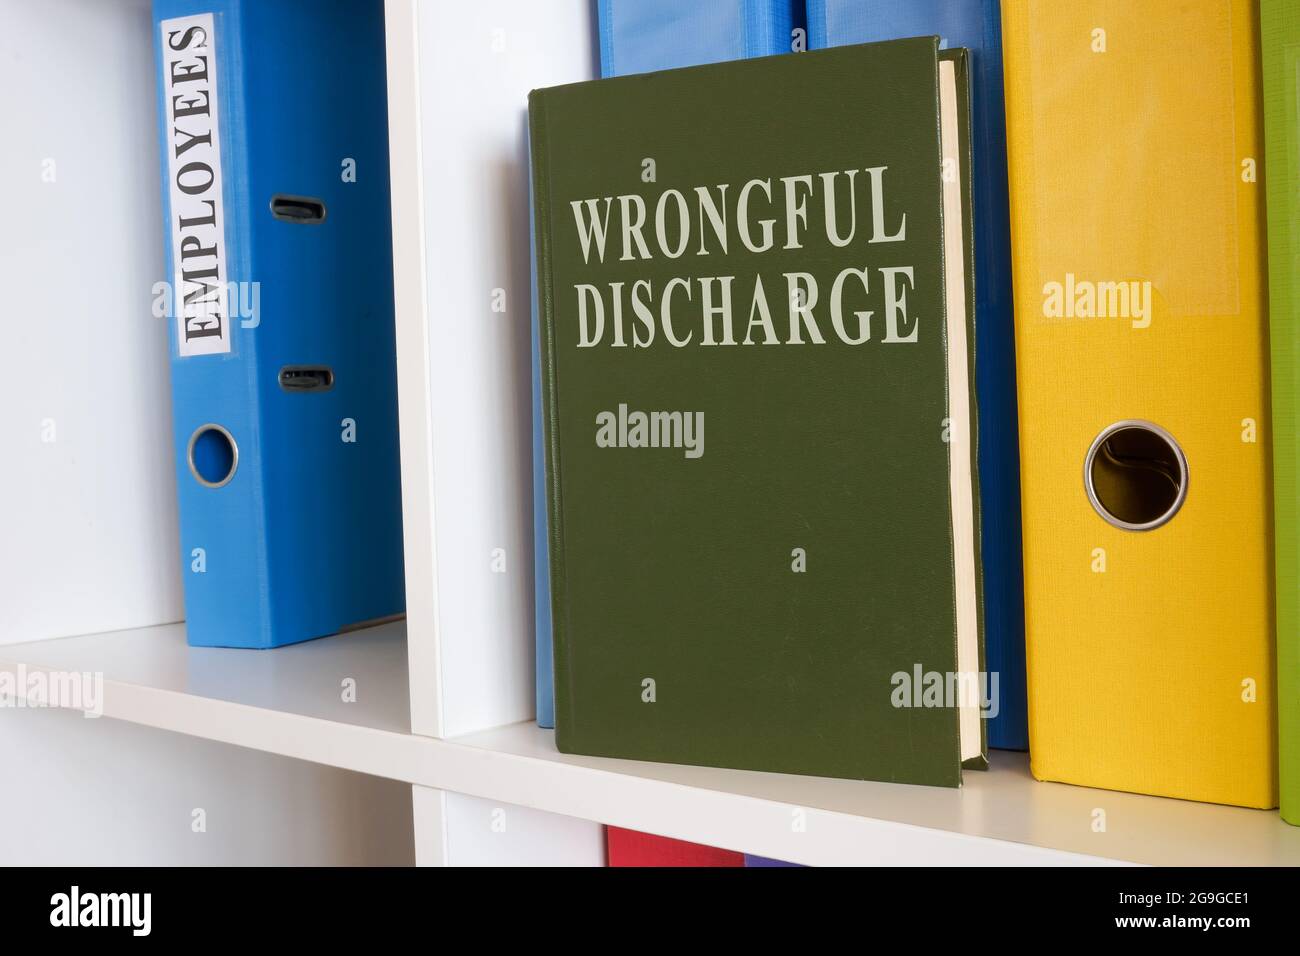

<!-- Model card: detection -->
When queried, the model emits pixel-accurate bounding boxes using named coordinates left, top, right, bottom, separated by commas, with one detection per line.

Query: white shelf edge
left=0, top=651, right=1190, bottom=866
left=420, top=735, right=1124, bottom=867
left=0, top=655, right=420, bottom=778
left=384, top=0, right=444, bottom=741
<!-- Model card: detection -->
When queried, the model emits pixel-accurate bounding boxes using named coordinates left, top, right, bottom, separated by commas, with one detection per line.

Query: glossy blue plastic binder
left=534, top=0, right=805, bottom=726
left=597, top=0, right=803, bottom=77
left=807, top=0, right=1026, bottom=749
left=152, top=0, right=404, bottom=648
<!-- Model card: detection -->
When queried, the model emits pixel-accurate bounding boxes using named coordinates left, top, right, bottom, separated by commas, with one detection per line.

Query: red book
left=606, top=827, right=744, bottom=867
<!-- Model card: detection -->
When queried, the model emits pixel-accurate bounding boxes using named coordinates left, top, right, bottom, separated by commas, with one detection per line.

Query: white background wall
left=0, top=708, right=413, bottom=865
left=414, top=787, right=605, bottom=866
left=0, top=0, right=183, bottom=646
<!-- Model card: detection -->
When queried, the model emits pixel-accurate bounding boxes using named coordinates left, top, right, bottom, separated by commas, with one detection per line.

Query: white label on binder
left=160, top=13, right=231, bottom=357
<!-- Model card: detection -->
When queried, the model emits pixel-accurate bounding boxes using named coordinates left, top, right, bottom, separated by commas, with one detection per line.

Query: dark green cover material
left=1262, top=0, right=1300, bottom=826
left=530, top=37, right=983, bottom=786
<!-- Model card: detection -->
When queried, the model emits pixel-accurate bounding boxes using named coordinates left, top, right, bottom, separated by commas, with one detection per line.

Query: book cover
left=1263, top=0, right=1300, bottom=825
left=807, top=0, right=1026, bottom=751
left=606, top=828, right=743, bottom=867
left=530, top=38, right=986, bottom=784
left=152, top=0, right=404, bottom=647
left=1002, top=0, right=1276, bottom=806
left=537, top=0, right=804, bottom=728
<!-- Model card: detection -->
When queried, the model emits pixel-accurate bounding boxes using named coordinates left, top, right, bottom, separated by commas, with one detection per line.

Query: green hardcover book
left=1263, top=0, right=1300, bottom=826
left=529, top=38, right=986, bottom=786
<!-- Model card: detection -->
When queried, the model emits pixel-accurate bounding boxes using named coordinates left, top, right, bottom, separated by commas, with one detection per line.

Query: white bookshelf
left=381, top=0, right=606, bottom=864
left=0, top=0, right=183, bottom=648
left=5, top=620, right=1300, bottom=866
left=3, top=0, right=1298, bottom=867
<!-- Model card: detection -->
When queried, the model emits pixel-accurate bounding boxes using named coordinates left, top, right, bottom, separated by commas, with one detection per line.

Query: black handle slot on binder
left=1085, top=421, right=1188, bottom=531
left=270, top=195, right=327, bottom=224
left=279, top=366, right=335, bottom=392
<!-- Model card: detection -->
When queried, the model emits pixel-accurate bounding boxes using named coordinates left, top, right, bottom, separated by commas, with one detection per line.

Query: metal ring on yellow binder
left=187, top=423, right=239, bottom=489
left=1084, top=419, right=1188, bottom=532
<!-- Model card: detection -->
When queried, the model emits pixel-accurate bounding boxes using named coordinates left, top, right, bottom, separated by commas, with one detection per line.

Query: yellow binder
left=1001, top=0, right=1276, bottom=807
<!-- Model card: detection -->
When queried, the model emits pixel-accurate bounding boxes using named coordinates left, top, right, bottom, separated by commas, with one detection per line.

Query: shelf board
left=0, top=621, right=418, bottom=781
left=443, top=722, right=1300, bottom=867
left=4, top=623, right=1299, bottom=865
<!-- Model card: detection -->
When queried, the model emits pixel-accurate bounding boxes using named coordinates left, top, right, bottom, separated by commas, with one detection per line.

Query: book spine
left=606, top=828, right=744, bottom=867
left=528, top=92, right=571, bottom=740
left=529, top=141, right=555, bottom=729
left=1263, top=0, right=1300, bottom=825
left=948, top=48, right=989, bottom=764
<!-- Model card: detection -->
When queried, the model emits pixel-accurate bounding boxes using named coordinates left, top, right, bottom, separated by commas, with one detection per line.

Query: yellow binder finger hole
left=187, top=424, right=239, bottom=488
left=1084, top=420, right=1187, bottom=531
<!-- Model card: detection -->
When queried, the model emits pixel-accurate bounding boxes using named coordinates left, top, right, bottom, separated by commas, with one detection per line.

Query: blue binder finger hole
left=1084, top=420, right=1187, bottom=531
left=188, top=425, right=238, bottom=488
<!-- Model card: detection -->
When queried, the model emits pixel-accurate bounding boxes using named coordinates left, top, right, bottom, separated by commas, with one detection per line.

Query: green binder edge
left=1263, top=0, right=1300, bottom=826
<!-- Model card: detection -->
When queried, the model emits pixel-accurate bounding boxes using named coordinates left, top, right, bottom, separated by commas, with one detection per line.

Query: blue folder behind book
left=598, top=0, right=804, bottom=77
left=807, top=0, right=1026, bottom=749
left=534, top=0, right=805, bottom=726
left=153, top=0, right=404, bottom=648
